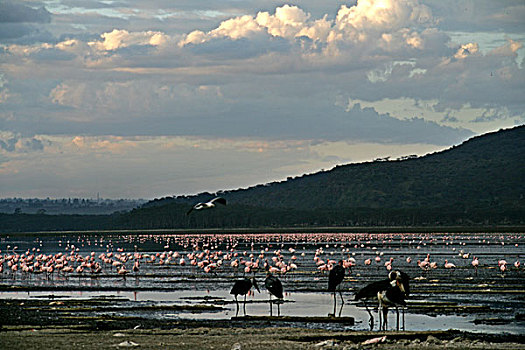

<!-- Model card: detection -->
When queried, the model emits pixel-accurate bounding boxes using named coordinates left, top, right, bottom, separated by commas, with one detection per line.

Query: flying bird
left=186, top=197, right=227, bottom=215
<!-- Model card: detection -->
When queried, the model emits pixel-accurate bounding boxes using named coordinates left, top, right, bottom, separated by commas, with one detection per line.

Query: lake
left=1, top=231, right=523, bottom=334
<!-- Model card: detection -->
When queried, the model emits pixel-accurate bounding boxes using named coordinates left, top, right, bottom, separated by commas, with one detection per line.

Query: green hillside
left=129, top=125, right=524, bottom=228
left=224, top=125, right=524, bottom=210
left=1, top=125, right=524, bottom=231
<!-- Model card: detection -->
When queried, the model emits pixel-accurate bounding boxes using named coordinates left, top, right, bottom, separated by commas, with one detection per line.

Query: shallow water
left=1, top=231, right=524, bottom=334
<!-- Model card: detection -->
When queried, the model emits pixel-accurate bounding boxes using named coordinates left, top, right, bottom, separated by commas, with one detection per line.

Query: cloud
left=0, top=3, right=523, bottom=143
left=0, top=0, right=522, bottom=198
left=88, top=29, right=170, bottom=51
left=0, top=133, right=45, bottom=153
left=0, top=1, right=52, bottom=42
left=427, top=0, right=525, bottom=33
left=0, top=1, right=51, bottom=23
left=454, top=42, right=479, bottom=59
left=179, top=0, right=434, bottom=53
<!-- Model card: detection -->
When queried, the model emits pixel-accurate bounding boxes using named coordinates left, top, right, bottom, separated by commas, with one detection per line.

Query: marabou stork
left=354, top=270, right=410, bottom=330
left=230, top=277, right=260, bottom=316
left=264, top=273, right=284, bottom=316
left=327, top=260, right=345, bottom=316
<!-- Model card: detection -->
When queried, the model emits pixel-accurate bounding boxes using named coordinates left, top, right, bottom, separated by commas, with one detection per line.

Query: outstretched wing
left=211, top=197, right=227, bottom=206
left=186, top=202, right=202, bottom=215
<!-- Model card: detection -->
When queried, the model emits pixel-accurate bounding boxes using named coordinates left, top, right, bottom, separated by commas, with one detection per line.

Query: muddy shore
left=1, top=299, right=524, bottom=349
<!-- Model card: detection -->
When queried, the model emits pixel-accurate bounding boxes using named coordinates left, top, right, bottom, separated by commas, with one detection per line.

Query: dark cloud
left=30, top=47, right=76, bottom=61
left=426, top=0, right=525, bottom=33
left=0, top=137, right=16, bottom=152
left=0, top=136, right=44, bottom=152
left=0, top=1, right=51, bottom=23
left=188, top=35, right=290, bottom=59
left=2, top=93, right=472, bottom=146
left=0, top=1, right=52, bottom=42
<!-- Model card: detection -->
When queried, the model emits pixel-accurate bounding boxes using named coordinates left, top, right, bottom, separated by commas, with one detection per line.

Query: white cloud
left=454, top=42, right=479, bottom=59
left=179, top=0, right=434, bottom=50
left=88, top=29, right=170, bottom=51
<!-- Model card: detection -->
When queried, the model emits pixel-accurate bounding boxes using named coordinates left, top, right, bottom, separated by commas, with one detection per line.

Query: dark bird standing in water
left=230, top=277, right=260, bottom=316
left=264, top=273, right=284, bottom=316
left=186, top=197, right=226, bottom=215
left=378, top=276, right=408, bottom=331
left=355, top=270, right=410, bottom=330
left=327, top=260, right=345, bottom=316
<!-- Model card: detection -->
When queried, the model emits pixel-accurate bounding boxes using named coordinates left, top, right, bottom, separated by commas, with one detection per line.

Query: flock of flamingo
left=1, top=233, right=521, bottom=279
left=0, top=232, right=522, bottom=330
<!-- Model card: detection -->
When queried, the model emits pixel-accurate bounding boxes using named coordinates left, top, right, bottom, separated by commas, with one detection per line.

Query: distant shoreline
left=5, top=225, right=525, bottom=235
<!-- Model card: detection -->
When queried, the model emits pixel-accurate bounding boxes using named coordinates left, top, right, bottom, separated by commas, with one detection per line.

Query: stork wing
left=211, top=197, right=227, bottom=206
left=186, top=202, right=202, bottom=215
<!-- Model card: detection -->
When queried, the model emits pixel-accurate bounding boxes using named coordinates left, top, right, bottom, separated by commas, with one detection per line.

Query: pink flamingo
left=471, top=257, right=479, bottom=275
left=444, top=260, right=455, bottom=269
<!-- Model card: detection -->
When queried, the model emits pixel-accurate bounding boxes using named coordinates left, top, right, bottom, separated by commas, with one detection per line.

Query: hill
left=1, top=125, right=524, bottom=231
left=128, top=125, right=524, bottom=228
left=221, top=126, right=523, bottom=210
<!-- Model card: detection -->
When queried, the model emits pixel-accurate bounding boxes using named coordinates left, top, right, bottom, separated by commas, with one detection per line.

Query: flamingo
left=444, top=260, right=455, bottom=269
left=471, top=257, right=479, bottom=275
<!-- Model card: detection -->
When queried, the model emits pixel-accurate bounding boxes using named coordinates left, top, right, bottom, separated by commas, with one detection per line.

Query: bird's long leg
left=382, top=307, right=388, bottom=331
left=403, top=306, right=405, bottom=330
left=269, top=294, right=273, bottom=316
left=364, top=302, right=374, bottom=330
left=396, top=306, right=400, bottom=331
left=234, top=295, right=239, bottom=317
left=378, top=303, right=382, bottom=331
left=243, top=294, right=247, bottom=316
left=339, top=290, right=345, bottom=305
left=277, top=300, right=281, bottom=317
left=333, top=291, right=337, bottom=316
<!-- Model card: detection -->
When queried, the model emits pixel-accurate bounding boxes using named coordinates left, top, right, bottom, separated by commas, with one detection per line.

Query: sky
left=0, top=0, right=524, bottom=199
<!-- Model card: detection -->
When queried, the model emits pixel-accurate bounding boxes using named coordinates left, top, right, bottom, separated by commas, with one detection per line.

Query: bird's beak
left=397, top=279, right=405, bottom=294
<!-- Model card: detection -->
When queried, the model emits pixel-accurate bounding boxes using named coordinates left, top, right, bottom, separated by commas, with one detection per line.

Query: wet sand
left=1, top=295, right=525, bottom=349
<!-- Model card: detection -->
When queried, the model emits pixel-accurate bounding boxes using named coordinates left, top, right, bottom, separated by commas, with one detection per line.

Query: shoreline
left=4, top=224, right=525, bottom=235
left=1, top=324, right=524, bottom=349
